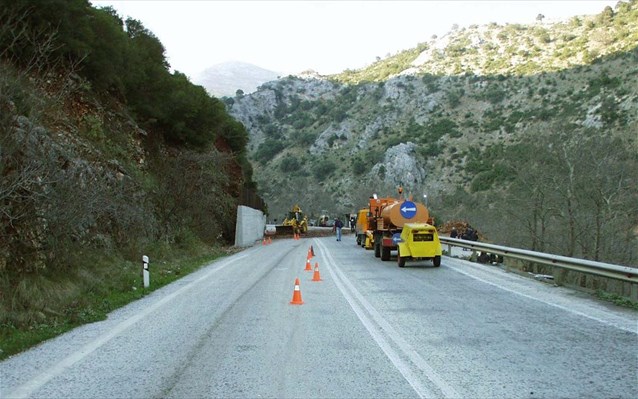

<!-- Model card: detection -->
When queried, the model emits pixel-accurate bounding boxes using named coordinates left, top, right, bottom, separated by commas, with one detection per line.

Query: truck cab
left=355, top=208, right=372, bottom=248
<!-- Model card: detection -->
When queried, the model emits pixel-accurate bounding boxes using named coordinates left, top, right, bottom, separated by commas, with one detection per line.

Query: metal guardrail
left=439, top=237, right=638, bottom=283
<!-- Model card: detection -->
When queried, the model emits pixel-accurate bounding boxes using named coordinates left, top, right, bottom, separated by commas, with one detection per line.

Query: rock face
left=194, top=61, right=280, bottom=98
left=371, top=142, right=426, bottom=189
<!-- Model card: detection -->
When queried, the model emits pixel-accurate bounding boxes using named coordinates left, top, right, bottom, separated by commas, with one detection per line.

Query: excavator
left=275, top=204, right=308, bottom=236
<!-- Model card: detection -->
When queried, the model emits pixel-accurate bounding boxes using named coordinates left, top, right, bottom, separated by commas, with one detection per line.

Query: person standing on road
left=333, top=218, right=344, bottom=241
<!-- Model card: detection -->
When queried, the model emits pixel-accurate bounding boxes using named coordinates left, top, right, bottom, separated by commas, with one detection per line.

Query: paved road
left=1, top=235, right=636, bottom=398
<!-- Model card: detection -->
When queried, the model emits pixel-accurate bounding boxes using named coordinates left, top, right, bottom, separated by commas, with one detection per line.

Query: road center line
left=316, top=239, right=460, bottom=399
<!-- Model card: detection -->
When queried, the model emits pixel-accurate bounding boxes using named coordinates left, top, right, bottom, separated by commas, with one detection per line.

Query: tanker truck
left=368, top=188, right=441, bottom=267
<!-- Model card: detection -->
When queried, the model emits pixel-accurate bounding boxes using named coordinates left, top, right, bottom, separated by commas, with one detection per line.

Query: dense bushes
left=0, top=0, right=248, bottom=150
left=0, top=0, right=259, bottom=346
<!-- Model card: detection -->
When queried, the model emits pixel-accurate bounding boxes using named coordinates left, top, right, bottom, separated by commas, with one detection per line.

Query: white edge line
left=444, top=260, right=638, bottom=335
left=6, top=253, right=249, bottom=399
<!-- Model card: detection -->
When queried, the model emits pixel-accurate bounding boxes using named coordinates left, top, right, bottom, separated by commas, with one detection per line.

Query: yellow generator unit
left=396, top=223, right=442, bottom=267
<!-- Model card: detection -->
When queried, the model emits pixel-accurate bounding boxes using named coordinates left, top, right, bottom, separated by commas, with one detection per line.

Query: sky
left=90, top=1, right=618, bottom=79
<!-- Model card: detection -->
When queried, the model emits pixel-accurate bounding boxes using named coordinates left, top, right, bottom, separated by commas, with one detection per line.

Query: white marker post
left=142, top=255, right=150, bottom=288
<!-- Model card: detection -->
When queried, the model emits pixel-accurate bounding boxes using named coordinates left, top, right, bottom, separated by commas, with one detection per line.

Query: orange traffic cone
left=268, top=237, right=272, bottom=244
left=307, top=247, right=313, bottom=260
left=262, top=237, right=267, bottom=245
left=290, top=278, right=304, bottom=305
left=312, top=262, right=322, bottom=282
left=304, top=258, right=312, bottom=271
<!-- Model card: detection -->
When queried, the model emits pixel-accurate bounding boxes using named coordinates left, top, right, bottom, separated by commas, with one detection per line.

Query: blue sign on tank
left=392, top=233, right=402, bottom=243
left=400, top=200, right=417, bottom=219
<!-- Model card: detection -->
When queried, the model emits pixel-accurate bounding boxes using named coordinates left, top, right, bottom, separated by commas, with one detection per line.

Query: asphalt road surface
left=2, top=235, right=637, bottom=398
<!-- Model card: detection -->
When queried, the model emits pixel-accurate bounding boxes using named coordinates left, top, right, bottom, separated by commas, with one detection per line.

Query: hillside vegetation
left=228, top=1, right=638, bottom=266
left=0, top=0, right=262, bottom=358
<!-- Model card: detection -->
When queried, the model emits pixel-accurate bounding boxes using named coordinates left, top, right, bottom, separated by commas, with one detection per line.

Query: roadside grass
left=0, top=242, right=240, bottom=361
left=595, top=290, right=638, bottom=310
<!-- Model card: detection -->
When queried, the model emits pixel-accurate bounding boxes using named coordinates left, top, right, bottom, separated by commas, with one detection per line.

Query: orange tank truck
left=369, top=188, right=433, bottom=261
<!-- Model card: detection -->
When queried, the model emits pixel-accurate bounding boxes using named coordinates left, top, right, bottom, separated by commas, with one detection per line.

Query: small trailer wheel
left=397, top=249, right=406, bottom=267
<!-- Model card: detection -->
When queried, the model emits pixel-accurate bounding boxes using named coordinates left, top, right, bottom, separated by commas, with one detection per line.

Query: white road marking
left=6, top=253, right=250, bottom=399
left=444, top=258, right=638, bottom=335
left=316, top=239, right=460, bottom=399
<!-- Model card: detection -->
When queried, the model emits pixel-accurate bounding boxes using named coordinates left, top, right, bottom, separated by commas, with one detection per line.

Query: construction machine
left=275, top=204, right=308, bottom=236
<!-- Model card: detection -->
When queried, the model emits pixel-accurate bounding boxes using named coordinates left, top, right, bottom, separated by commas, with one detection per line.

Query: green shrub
left=423, top=118, right=460, bottom=142
left=294, top=131, right=318, bottom=147
left=279, top=157, right=301, bottom=173
left=312, top=159, right=336, bottom=180
left=352, top=157, right=367, bottom=175
left=254, top=139, right=285, bottom=163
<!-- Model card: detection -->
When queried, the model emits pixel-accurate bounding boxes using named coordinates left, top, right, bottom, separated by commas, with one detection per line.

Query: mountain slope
left=228, top=1, right=638, bottom=265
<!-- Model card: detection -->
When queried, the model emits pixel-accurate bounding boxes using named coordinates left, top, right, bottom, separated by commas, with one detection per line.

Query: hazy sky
left=90, top=1, right=618, bottom=79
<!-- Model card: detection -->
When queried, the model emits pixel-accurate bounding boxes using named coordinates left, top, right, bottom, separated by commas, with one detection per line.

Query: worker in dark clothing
left=333, top=218, right=344, bottom=241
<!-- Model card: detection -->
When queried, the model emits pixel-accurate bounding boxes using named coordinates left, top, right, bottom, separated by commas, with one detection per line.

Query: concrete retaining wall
left=234, top=205, right=266, bottom=247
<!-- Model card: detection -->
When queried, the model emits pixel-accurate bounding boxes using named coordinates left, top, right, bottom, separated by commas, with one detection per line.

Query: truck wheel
left=374, top=241, right=381, bottom=258
left=397, top=249, right=406, bottom=267
left=381, top=246, right=391, bottom=261
left=356, top=236, right=361, bottom=245
left=433, top=255, right=441, bottom=267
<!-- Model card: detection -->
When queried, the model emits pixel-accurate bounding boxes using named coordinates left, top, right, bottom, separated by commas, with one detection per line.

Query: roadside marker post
left=142, top=255, right=150, bottom=288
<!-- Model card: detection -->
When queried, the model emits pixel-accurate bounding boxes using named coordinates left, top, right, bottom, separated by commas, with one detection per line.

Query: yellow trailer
left=396, top=223, right=442, bottom=267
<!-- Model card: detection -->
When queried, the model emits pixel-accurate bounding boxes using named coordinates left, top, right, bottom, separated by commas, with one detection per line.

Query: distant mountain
left=194, top=61, right=280, bottom=97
